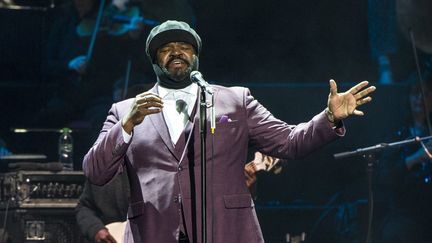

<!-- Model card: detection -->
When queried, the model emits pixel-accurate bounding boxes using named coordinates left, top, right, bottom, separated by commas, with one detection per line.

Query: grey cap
left=145, top=20, right=202, bottom=63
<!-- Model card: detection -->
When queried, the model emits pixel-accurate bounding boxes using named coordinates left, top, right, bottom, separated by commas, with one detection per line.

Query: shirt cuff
left=122, top=128, right=132, bottom=144
left=332, top=120, right=343, bottom=129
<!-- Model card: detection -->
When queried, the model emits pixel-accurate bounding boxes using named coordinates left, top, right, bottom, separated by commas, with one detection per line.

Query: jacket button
left=174, top=195, right=182, bottom=203
left=178, top=166, right=183, bottom=171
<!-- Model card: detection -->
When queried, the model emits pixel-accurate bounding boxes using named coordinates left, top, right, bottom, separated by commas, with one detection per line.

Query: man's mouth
left=167, top=58, right=188, bottom=68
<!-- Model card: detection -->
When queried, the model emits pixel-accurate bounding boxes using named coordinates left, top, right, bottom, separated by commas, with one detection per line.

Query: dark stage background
left=0, top=0, right=426, bottom=242
left=0, top=0, right=420, bottom=159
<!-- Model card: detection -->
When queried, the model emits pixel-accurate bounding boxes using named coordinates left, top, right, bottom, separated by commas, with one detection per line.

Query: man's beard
left=161, top=56, right=193, bottom=81
left=161, top=65, right=193, bottom=81
left=153, top=55, right=199, bottom=89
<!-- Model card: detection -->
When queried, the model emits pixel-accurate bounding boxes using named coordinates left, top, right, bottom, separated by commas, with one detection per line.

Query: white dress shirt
left=158, top=83, right=198, bottom=144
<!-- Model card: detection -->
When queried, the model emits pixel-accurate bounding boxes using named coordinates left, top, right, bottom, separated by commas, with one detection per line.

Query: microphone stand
left=192, top=71, right=215, bottom=243
left=334, top=135, right=432, bottom=243
left=198, top=87, right=208, bottom=243
left=333, top=136, right=432, bottom=160
left=198, top=87, right=215, bottom=243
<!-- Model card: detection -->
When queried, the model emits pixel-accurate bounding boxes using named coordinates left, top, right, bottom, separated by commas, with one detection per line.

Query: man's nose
left=169, top=48, right=182, bottom=58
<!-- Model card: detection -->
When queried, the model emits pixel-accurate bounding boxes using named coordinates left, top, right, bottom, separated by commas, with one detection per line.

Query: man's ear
left=191, top=55, right=199, bottom=70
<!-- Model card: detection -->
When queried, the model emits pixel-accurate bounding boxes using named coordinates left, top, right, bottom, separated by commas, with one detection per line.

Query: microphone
left=190, top=71, right=216, bottom=133
left=190, top=71, right=214, bottom=95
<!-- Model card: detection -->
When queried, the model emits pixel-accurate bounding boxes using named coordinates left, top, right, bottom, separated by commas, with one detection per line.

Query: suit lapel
left=149, top=112, right=179, bottom=160
left=147, top=85, right=179, bottom=161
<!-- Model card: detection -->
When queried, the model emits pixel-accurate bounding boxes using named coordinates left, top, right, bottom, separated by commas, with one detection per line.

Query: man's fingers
left=329, top=79, right=338, bottom=96
left=354, top=86, right=376, bottom=99
left=137, top=96, right=163, bottom=105
left=356, top=96, right=372, bottom=106
left=146, top=108, right=162, bottom=115
left=348, top=81, right=369, bottom=95
left=136, top=92, right=162, bottom=104
left=352, top=109, right=364, bottom=116
left=138, top=101, right=164, bottom=109
left=140, top=107, right=163, bottom=115
left=136, top=102, right=163, bottom=116
left=137, top=91, right=159, bottom=98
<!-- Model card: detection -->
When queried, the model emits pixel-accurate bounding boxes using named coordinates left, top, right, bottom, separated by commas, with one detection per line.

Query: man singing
left=83, top=20, right=376, bottom=243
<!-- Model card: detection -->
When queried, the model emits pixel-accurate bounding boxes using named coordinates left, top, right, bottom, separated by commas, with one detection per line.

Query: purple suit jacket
left=83, top=84, right=345, bottom=243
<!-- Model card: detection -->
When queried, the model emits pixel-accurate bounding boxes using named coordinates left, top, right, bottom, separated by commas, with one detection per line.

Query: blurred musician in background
left=40, top=0, right=147, bottom=127
left=378, top=71, right=432, bottom=243
left=76, top=172, right=130, bottom=243
left=40, top=0, right=195, bottom=128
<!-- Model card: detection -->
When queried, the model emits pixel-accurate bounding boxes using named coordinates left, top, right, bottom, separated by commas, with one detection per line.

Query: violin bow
left=86, top=0, right=107, bottom=63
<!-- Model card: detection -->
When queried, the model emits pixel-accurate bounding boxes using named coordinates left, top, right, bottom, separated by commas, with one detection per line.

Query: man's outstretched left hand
left=326, top=79, right=376, bottom=124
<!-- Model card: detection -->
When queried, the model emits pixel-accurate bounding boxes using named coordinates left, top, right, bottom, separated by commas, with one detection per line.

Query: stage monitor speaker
left=0, top=207, right=83, bottom=243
